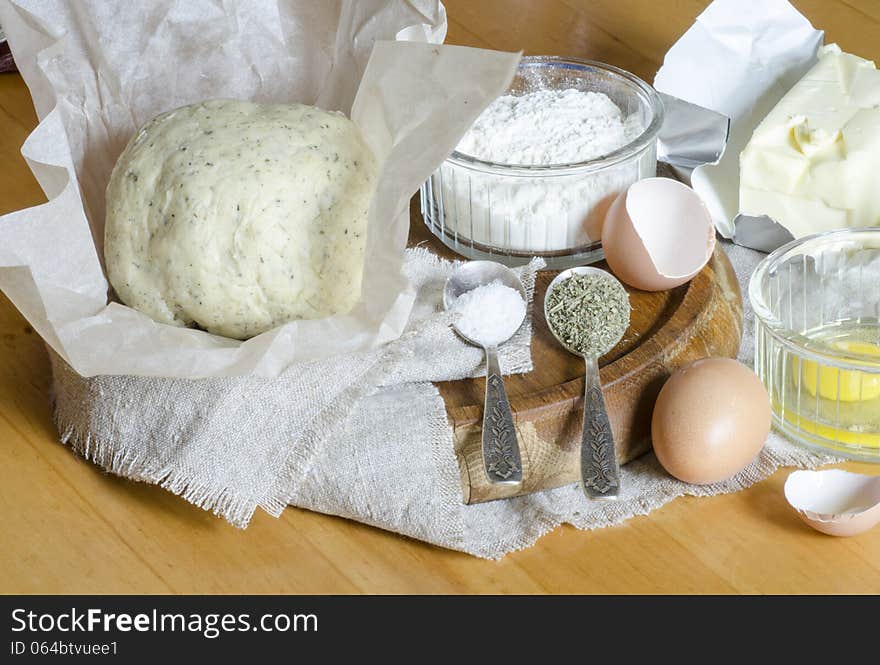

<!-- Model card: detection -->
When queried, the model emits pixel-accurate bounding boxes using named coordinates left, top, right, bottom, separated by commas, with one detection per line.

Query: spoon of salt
left=544, top=267, right=631, bottom=500
left=444, top=261, right=527, bottom=485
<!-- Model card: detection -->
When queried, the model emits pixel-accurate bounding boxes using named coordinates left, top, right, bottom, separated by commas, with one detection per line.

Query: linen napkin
left=50, top=241, right=837, bottom=559
left=50, top=251, right=543, bottom=531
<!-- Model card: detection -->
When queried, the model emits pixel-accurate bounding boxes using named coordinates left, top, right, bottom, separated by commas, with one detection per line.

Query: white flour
left=428, top=88, right=652, bottom=254
left=456, top=89, right=634, bottom=165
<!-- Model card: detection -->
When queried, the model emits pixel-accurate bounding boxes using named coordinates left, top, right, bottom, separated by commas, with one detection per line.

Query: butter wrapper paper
left=654, top=0, right=823, bottom=247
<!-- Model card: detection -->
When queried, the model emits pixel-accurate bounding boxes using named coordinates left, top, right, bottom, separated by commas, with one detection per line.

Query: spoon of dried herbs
left=544, top=267, right=631, bottom=499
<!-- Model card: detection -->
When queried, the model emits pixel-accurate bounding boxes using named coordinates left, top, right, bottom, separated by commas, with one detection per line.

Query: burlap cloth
left=49, top=242, right=836, bottom=559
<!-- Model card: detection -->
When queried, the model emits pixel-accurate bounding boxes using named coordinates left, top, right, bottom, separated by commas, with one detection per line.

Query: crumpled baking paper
left=654, top=0, right=823, bottom=246
left=0, top=0, right=521, bottom=377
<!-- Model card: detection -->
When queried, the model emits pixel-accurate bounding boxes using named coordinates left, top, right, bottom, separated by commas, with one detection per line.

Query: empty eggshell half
left=602, top=178, right=715, bottom=291
left=784, top=469, right=880, bottom=537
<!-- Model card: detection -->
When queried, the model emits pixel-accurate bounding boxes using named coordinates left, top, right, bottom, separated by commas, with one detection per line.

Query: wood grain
left=1, top=0, right=879, bottom=594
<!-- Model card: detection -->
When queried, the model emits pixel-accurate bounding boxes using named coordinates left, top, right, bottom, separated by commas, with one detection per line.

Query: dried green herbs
left=546, top=272, right=630, bottom=357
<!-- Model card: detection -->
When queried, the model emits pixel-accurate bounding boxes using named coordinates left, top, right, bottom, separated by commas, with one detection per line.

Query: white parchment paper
left=654, top=0, right=823, bottom=238
left=0, top=0, right=521, bottom=377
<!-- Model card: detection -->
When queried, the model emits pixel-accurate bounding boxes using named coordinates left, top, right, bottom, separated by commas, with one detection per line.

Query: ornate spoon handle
left=580, top=355, right=620, bottom=499
left=481, top=346, right=522, bottom=485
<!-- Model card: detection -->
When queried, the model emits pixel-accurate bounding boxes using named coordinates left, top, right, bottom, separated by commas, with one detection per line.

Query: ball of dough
left=104, top=99, right=378, bottom=340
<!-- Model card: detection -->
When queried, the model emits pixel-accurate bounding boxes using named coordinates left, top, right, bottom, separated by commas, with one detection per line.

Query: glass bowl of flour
left=420, top=56, right=664, bottom=268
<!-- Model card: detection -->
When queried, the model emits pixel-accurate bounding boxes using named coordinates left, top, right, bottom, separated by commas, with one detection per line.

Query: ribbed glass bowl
left=419, top=56, right=664, bottom=269
left=750, top=228, right=880, bottom=461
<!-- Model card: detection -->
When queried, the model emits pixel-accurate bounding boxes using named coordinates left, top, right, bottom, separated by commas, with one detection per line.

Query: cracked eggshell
left=601, top=178, right=715, bottom=292
left=784, top=469, right=880, bottom=537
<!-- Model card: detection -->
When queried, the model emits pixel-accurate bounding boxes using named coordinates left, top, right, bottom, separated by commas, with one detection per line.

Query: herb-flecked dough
left=104, top=99, right=378, bottom=340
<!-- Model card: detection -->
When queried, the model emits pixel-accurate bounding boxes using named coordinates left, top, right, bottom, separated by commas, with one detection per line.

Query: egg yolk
left=794, top=340, right=880, bottom=402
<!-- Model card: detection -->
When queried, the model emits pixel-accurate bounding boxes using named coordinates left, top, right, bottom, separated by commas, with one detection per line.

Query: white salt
left=451, top=280, right=526, bottom=347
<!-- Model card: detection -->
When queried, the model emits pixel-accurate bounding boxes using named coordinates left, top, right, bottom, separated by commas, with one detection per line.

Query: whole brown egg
left=651, top=357, right=771, bottom=485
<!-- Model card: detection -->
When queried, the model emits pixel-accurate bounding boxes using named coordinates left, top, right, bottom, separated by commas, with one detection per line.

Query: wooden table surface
left=2, top=0, right=880, bottom=594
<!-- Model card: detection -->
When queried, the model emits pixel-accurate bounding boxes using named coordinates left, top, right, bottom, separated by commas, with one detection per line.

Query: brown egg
left=651, top=357, right=771, bottom=485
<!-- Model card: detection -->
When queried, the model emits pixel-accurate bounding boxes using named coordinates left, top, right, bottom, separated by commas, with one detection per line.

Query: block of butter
left=740, top=44, right=880, bottom=238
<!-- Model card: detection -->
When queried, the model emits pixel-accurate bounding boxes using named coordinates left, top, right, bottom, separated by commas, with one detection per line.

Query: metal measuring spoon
left=544, top=267, right=630, bottom=500
left=444, top=261, right=527, bottom=485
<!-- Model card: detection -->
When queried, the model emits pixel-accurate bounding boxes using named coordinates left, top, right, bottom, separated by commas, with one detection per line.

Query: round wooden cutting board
left=408, top=209, right=744, bottom=504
